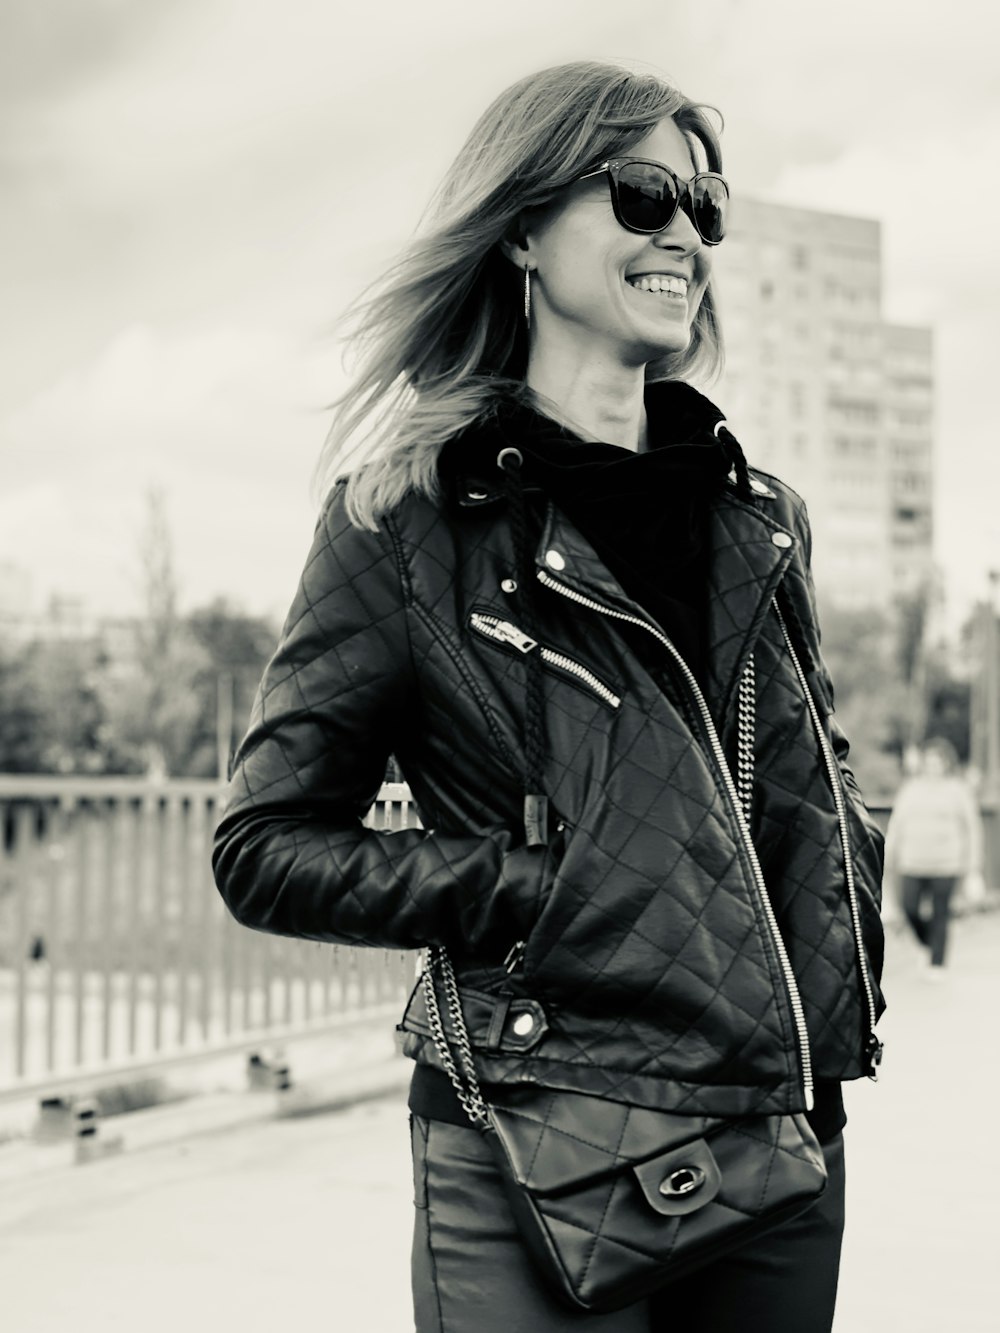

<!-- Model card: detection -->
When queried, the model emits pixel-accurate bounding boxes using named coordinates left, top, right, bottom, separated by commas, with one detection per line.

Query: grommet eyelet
left=501, top=578, right=518, bottom=594
left=496, top=447, right=523, bottom=470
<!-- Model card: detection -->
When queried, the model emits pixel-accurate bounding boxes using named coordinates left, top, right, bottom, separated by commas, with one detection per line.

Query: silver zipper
left=774, top=606, right=882, bottom=1079
left=471, top=615, right=538, bottom=654
left=470, top=612, right=622, bottom=709
left=537, top=567, right=815, bottom=1111
left=504, top=940, right=527, bottom=974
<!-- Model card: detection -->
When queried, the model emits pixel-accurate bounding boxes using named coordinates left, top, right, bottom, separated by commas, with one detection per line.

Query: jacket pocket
left=469, top=611, right=622, bottom=711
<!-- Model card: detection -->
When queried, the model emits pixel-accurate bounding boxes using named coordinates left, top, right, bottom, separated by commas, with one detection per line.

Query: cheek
left=689, top=258, right=713, bottom=314
left=545, top=244, right=631, bottom=311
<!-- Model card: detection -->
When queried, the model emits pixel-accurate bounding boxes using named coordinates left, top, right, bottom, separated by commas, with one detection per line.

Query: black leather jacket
left=213, top=435, right=885, bottom=1120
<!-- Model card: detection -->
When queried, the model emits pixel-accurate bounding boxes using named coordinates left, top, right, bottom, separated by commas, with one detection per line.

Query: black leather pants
left=411, top=1115, right=846, bottom=1333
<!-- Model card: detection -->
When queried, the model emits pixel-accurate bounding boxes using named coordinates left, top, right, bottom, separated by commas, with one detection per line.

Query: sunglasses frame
left=577, top=157, right=729, bottom=246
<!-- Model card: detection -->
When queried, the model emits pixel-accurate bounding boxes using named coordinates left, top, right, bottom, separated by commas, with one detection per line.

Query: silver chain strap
left=421, top=948, right=489, bottom=1125
left=421, top=657, right=757, bottom=1128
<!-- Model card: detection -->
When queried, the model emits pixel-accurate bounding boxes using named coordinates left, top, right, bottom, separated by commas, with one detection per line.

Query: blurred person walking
left=886, top=738, right=982, bottom=972
left=213, top=61, right=885, bottom=1332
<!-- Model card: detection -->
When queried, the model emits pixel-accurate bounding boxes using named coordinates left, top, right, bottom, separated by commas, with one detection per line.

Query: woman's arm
left=212, top=484, right=551, bottom=953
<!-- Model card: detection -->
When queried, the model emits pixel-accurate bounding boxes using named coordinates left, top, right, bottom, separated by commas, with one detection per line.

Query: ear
left=499, top=213, right=534, bottom=269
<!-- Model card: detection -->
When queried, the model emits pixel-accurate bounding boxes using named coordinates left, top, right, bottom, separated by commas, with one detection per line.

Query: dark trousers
left=900, top=874, right=957, bottom=966
left=411, top=1115, right=846, bottom=1333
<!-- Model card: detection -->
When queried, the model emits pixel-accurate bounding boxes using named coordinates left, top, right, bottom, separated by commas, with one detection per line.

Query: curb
left=0, top=1055, right=412, bottom=1188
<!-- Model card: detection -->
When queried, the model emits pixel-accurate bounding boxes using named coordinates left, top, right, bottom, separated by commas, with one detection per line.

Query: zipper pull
left=492, top=619, right=538, bottom=653
left=866, top=1034, right=884, bottom=1082
left=524, top=792, right=549, bottom=846
left=504, top=940, right=527, bottom=974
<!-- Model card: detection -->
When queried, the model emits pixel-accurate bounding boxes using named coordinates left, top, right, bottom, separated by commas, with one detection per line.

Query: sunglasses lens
left=691, top=176, right=729, bottom=244
left=615, top=162, right=680, bottom=232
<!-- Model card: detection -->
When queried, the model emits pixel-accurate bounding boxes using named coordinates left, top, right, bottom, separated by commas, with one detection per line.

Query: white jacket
left=885, top=774, right=981, bottom=877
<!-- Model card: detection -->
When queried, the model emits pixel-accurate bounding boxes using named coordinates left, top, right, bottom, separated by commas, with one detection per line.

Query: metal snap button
left=501, top=578, right=518, bottom=594
left=771, top=532, right=793, bottom=548
left=512, top=1012, right=535, bottom=1037
left=467, top=489, right=488, bottom=502
left=544, top=549, right=566, bottom=571
left=659, top=1166, right=706, bottom=1197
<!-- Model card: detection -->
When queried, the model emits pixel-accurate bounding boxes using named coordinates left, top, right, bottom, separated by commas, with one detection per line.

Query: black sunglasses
left=577, top=157, right=729, bottom=246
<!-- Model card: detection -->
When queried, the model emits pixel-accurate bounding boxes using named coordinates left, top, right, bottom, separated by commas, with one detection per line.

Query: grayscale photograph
left=1, top=3, right=998, bottom=1330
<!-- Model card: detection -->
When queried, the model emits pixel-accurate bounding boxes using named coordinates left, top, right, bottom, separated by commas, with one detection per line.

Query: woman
left=213, top=61, right=886, bottom=1332
left=886, top=737, right=981, bottom=973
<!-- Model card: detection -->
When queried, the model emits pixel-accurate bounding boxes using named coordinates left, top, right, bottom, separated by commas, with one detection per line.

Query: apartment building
left=883, top=323, right=935, bottom=598
left=709, top=197, right=934, bottom=613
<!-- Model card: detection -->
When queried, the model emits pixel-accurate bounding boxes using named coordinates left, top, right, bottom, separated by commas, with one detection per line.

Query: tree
left=97, top=489, right=209, bottom=776
left=185, top=598, right=278, bottom=777
left=818, top=604, right=906, bottom=796
left=0, top=644, right=46, bottom=771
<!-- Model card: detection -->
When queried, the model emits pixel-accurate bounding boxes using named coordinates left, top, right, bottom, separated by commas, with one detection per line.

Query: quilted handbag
left=420, top=655, right=828, bottom=1313
left=422, top=950, right=827, bottom=1312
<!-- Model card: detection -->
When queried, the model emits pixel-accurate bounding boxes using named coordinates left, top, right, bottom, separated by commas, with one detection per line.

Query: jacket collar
left=447, top=380, right=763, bottom=509
left=453, top=465, right=775, bottom=508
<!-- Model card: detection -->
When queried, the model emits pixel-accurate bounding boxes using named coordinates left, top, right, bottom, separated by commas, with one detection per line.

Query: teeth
left=627, top=274, right=688, bottom=296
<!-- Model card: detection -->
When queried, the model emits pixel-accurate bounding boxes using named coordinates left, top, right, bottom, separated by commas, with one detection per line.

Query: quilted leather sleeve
left=212, top=485, right=554, bottom=951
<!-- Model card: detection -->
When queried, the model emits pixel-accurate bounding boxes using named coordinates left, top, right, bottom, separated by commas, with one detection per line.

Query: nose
left=651, top=195, right=702, bottom=258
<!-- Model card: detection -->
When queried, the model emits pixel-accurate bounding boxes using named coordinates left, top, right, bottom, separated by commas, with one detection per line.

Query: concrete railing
left=0, top=777, right=421, bottom=1103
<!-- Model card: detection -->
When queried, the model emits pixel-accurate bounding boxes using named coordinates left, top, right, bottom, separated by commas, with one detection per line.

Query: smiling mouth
left=626, top=274, right=688, bottom=298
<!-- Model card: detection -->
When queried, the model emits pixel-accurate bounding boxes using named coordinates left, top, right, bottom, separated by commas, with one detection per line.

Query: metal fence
left=1, top=777, right=996, bottom=1104
left=0, top=777, right=421, bottom=1103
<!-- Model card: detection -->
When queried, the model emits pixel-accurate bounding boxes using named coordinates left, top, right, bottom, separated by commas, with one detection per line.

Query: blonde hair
left=319, top=61, right=725, bottom=529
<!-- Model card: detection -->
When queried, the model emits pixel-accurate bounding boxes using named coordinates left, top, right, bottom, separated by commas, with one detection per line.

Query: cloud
left=1, top=321, right=335, bottom=617
left=0, top=0, right=187, bottom=123
left=2, top=0, right=998, bottom=623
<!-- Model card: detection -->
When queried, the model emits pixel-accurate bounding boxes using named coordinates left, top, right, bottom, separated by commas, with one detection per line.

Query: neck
left=525, top=341, right=648, bottom=452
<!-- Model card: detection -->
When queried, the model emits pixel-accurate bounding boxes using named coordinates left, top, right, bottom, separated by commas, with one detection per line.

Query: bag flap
left=487, top=1087, right=712, bottom=1196
left=633, top=1139, right=722, bottom=1216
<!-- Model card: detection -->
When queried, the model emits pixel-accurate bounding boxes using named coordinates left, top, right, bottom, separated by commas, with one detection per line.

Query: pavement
left=1, top=913, right=998, bottom=1333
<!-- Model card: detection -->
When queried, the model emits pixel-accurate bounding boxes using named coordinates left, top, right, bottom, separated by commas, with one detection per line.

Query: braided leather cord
left=422, top=657, right=757, bottom=1127
left=498, top=448, right=548, bottom=845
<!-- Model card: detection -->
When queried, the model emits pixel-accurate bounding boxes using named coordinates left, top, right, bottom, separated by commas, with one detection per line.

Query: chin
left=631, top=328, right=692, bottom=363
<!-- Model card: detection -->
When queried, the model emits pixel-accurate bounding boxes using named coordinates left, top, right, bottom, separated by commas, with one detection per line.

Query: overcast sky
left=2, top=0, right=998, bottom=627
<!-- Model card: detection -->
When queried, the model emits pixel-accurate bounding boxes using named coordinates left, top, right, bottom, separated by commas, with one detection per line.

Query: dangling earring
left=523, top=264, right=532, bottom=329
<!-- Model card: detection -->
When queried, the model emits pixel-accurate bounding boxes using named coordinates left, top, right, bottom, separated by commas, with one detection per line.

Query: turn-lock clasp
left=659, top=1166, right=707, bottom=1198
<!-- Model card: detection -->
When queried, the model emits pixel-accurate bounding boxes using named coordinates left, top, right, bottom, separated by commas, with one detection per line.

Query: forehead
left=625, top=118, right=699, bottom=176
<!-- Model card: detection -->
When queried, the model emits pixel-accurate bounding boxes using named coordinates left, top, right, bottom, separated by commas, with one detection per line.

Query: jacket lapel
left=532, top=486, right=797, bottom=724
left=533, top=501, right=655, bottom=623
